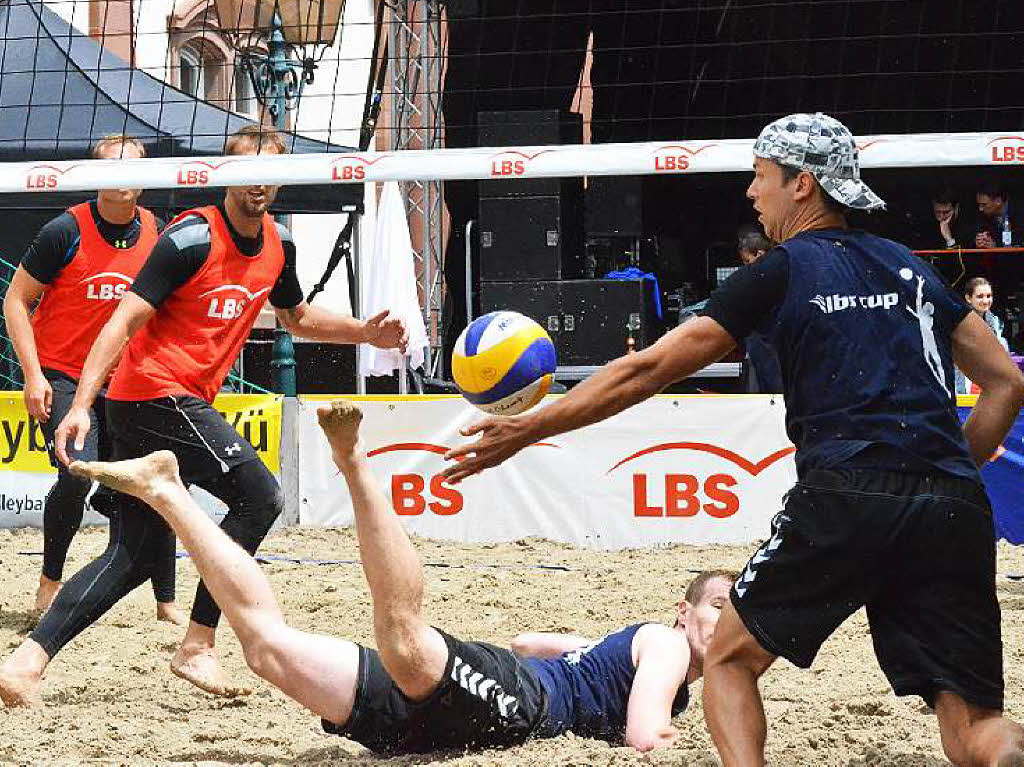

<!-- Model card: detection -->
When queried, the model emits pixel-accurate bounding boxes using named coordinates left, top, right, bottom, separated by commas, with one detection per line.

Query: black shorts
left=732, top=468, right=1003, bottom=710
left=40, top=369, right=110, bottom=469
left=323, top=630, right=548, bottom=754
left=105, top=396, right=259, bottom=481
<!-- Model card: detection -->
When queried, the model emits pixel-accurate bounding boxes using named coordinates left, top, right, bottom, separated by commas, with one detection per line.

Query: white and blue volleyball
left=452, top=311, right=557, bottom=415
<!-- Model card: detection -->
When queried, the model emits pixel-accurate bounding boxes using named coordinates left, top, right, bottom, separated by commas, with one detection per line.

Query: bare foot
left=32, top=576, right=61, bottom=619
left=0, top=666, right=42, bottom=708
left=170, top=646, right=251, bottom=698
left=156, top=602, right=187, bottom=626
left=0, top=641, right=48, bottom=708
left=69, top=451, right=182, bottom=504
left=316, top=400, right=363, bottom=465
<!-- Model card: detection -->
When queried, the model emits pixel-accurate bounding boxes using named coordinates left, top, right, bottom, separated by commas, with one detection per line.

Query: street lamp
left=213, top=0, right=346, bottom=395
left=214, top=0, right=346, bottom=125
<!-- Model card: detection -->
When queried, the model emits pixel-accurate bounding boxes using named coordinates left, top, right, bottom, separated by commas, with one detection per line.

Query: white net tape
left=5, top=133, right=1024, bottom=193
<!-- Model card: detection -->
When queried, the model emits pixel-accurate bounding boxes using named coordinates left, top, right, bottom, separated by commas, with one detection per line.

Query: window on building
left=180, top=47, right=204, bottom=97
left=234, top=61, right=258, bottom=116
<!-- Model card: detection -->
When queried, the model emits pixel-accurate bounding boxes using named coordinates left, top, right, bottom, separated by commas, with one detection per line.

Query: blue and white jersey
left=706, top=228, right=978, bottom=480
left=525, top=623, right=689, bottom=741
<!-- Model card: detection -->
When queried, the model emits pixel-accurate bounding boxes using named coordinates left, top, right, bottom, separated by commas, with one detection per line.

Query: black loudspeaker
left=478, top=110, right=582, bottom=197
left=585, top=176, right=643, bottom=236
left=479, top=278, right=658, bottom=366
left=478, top=195, right=582, bottom=281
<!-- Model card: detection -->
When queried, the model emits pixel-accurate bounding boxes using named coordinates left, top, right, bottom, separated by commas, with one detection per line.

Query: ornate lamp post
left=213, top=0, right=346, bottom=395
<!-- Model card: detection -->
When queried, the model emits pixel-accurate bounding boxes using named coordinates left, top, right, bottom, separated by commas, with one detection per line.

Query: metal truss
left=387, top=0, right=444, bottom=378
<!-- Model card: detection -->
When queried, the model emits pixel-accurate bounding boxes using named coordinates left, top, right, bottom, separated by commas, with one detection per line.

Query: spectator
left=737, top=223, right=772, bottom=265
left=975, top=181, right=1023, bottom=248
left=956, top=277, right=1009, bottom=394
left=735, top=224, right=782, bottom=393
left=930, top=187, right=972, bottom=250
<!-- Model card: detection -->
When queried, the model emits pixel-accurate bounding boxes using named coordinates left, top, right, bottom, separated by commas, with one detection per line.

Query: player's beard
left=239, top=186, right=277, bottom=218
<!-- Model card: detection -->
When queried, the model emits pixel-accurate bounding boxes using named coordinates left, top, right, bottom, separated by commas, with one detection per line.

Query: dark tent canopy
left=0, top=0, right=362, bottom=212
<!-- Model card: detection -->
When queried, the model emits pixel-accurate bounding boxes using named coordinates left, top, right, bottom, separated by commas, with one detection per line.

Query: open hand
left=363, top=310, right=409, bottom=354
left=442, top=415, right=536, bottom=484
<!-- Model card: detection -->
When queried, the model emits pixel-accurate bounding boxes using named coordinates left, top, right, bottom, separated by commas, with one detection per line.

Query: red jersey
left=108, top=206, right=285, bottom=403
left=32, top=203, right=158, bottom=380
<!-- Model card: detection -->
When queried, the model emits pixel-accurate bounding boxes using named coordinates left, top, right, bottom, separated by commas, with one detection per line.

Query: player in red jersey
left=2, top=135, right=182, bottom=624
left=0, top=125, right=408, bottom=707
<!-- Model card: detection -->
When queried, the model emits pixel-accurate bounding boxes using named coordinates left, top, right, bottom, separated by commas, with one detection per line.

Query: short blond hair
left=225, top=124, right=287, bottom=156
left=685, top=569, right=738, bottom=605
left=91, top=134, right=147, bottom=159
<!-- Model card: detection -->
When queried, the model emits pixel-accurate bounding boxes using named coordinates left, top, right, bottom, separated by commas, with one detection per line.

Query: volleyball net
left=1, top=132, right=1022, bottom=192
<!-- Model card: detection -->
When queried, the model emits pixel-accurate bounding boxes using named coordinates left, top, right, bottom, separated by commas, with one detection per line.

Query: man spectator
left=930, top=187, right=973, bottom=250
left=921, top=187, right=974, bottom=289
left=735, top=224, right=782, bottom=393
left=974, top=181, right=1023, bottom=306
left=737, top=223, right=772, bottom=265
left=975, top=181, right=1023, bottom=249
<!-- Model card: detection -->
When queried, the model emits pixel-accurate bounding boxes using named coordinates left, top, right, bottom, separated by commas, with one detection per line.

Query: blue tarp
left=959, top=405, right=1024, bottom=544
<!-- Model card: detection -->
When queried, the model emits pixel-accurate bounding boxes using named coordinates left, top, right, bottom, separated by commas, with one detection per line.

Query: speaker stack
left=476, top=110, right=583, bottom=281
left=476, top=110, right=658, bottom=366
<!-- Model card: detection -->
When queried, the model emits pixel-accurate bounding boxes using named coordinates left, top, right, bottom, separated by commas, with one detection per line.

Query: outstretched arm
left=276, top=302, right=408, bottom=352
left=443, top=316, right=736, bottom=483
left=624, top=624, right=691, bottom=752
left=510, top=632, right=591, bottom=659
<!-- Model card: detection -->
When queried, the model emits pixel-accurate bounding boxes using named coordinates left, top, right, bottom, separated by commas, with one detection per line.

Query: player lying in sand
left=41, top=401, right=733, bottom=754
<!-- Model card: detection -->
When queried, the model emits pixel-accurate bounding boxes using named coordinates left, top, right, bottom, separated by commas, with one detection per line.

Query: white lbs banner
left=298, top=394, right=796, bottom=549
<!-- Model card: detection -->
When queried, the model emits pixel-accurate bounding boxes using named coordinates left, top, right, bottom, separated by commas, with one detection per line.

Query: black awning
left=0, top=0, right=362, bottom=213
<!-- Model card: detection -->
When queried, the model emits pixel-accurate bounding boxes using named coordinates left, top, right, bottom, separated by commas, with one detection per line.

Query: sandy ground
left=0, top=525, right=1022, bottom=766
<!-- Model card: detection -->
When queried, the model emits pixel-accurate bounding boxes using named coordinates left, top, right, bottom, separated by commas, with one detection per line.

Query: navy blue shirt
left=705, top=228, right=977, bottom=481
left=525, top=623, right=689, bottom=741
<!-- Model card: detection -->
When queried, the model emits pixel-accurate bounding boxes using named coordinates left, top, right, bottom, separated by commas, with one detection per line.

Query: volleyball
left=452, top=311, right=557, bottom=415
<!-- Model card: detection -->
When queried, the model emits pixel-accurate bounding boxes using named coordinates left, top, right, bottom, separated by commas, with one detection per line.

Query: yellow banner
left=0, top=393, right=281, bottom=474
left=0, top=395, right=52, bottom=473
left=214, top=393, right=282, bottom=474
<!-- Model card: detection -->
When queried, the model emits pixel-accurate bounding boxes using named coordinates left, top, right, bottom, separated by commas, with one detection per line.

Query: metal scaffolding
left=387, top=0, right=445, bottom=378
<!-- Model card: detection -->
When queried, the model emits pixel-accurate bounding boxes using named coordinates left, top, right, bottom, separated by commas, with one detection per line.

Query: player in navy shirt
left=443, top=113, right=1024, bottom=766
left=57, top=401, right=732, bottom=754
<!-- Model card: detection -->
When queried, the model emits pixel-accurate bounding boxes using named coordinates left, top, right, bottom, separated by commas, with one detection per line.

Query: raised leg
left=69, top=452, right=359, bottom=724
left=317, top=401, right=448, bottom=701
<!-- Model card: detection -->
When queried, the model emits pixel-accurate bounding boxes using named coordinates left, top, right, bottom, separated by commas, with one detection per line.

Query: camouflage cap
left=753, top=112, right=885, bottom=212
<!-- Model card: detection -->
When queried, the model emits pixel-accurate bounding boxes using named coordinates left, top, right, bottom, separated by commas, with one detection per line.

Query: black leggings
left=39, top=371, right=175, bottom=601
left=31, top=459, right=282, bottom=657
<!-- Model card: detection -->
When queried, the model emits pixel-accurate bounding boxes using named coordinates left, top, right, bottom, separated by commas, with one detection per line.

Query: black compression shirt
left=21, top=202, right=165, bottom=285
left=130, top=204, right=303, bottom=310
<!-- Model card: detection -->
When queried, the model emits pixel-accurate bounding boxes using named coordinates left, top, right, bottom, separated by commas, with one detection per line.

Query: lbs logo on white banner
left=299, top=396, right=796, bottom=549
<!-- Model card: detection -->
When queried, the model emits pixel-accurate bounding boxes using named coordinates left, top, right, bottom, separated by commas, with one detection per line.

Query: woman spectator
left=956, top=277, right=1009, bottom=394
